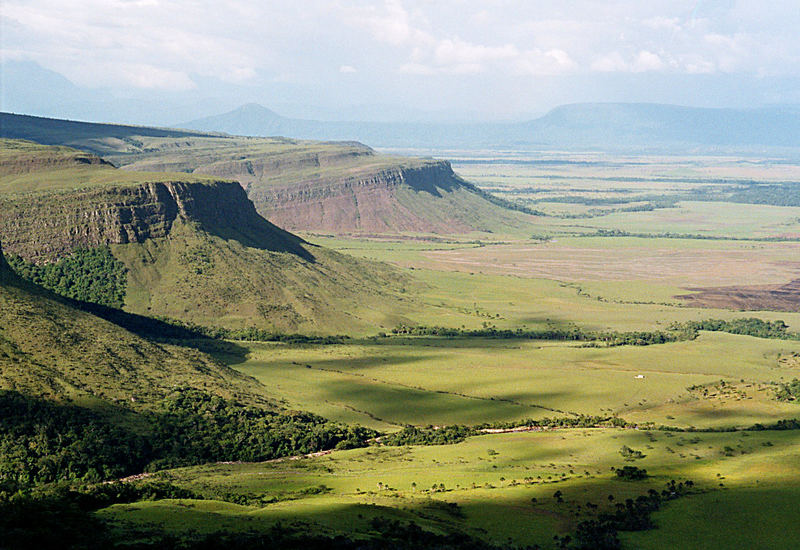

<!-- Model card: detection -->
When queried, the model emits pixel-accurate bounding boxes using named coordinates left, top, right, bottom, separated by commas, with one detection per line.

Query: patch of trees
left=391, top=324, right=686, bottom=347
left=152, top=317, right=351, bottom=344
left=675, top=318, right=798, bottom=341
left=775, top=379, right=800, bottom=402
left=382, top=425, right=478, bottom=446
left=479, top=415, right=635, bottom=431
left=723, top=183, right=800, bottom=207
left=619, top=446, right=646, bottom=460
left=560, top=479, right=695, bottom=550
left=7, top=247, right=127, bottom=307
left=614, top=466, right=648, bottom=480
left=0, top=479, right=203, bottom=549
left=1, top=487, right=533, bottom=550
left=0, top=389, right=375, bottom=495
left=591, top=229, right=798, bottom=242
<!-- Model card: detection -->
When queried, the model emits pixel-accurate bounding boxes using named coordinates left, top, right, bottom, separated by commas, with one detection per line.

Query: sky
left=2, top=0, right=799, bottom=124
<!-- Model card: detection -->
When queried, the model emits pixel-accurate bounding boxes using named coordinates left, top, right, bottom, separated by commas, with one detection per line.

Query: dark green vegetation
left=614, top=466, right=648, bottom=481
left=563, top=479, right=696, bottom=550
left=775, top=379, right=800, bottom=402
left=542, top=182, right=800, bottom=211
left=381, top=425, right=478, bottom=446
left=391, top=323, right=685, bottom=346
left=0, top=239, right=262, bottom=406
left=391, top=318, right=800, bottom=346
left=2, top=485, right=520, bottom=550
left=7, top=247, right=127, bottom=307
left=0, top=389, right=374, bottom=494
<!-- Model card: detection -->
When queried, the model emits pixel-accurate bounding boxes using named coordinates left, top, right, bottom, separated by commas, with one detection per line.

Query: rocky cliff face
left=0, top=179, right=304, bottom=263
left=248, top=160, right=480, bottom=234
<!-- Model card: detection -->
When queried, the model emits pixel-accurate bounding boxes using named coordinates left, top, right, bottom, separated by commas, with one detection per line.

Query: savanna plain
left=3, top=140, right=800, bottom=549
left=107, top=154, right=800, bottom=548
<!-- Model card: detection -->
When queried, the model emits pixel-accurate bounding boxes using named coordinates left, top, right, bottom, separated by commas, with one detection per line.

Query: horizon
left=2, top=1, right=799, bottom=126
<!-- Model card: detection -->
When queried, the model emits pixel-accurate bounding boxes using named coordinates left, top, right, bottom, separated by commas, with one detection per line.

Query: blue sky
left=2, top=0, right=799, bottom=124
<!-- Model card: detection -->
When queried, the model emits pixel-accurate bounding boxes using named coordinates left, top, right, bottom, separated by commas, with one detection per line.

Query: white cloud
left=115, top=63, right=196, bottom=90
left=515, top=49, right=576, bottom=75
left=591, top=52, right=629, bottom=73
left=633, top=50, right=665, bottom=72
left=2, top=0, right=800, bottom=112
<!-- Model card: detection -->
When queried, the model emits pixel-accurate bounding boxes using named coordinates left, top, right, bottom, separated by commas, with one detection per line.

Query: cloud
left=2, top=0, right=800, bottom=114
left=1, top=0, right=261, bottom=89
left=633, top=51, right=665, bottom=72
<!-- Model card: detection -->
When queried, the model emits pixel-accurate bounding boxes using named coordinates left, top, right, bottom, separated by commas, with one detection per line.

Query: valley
left=1, top=115, right=800, bottom=549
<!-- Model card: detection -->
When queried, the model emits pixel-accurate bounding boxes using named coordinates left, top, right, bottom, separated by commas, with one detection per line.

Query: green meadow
left=99, top=428, right=800, bottom=549
left=5, top=143, right=800, bottom=548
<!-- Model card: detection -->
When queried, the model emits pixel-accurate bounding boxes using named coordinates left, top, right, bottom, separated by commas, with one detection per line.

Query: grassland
left=97, top=427, right=800, bottom=548
left=223, top=330, right=800, bottom=431
left=92, top=150, right=800, bottom=548
left=0, top=138, right=218, bottom=194
left=4, top=140, right=800, bottom=548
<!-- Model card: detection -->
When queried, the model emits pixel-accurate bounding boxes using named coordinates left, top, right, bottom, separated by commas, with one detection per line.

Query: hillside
left=0, top=111, right=211, bottom=154
left=0, top=140, right=416, bottom=334
left=0, top=113, right=535, bottom=235
left=180, top=102, right=800, bottom=153
left=104, top=135, right=533, bottom=234
left=0, top=239, right=265, bottom=409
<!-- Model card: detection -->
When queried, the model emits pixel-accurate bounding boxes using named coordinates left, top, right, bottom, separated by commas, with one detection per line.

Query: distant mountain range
left=181, top=102, right=800, bottom=153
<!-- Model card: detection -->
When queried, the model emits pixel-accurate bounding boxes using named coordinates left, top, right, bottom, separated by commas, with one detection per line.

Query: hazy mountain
left=181, top=102, right=800, bottom=153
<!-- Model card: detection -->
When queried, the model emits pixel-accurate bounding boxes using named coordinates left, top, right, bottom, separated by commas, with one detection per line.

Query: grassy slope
left=113, top=219, right=418, bottom=334
left=0, top=242, right=267, bottom=410
left=0, top=138, right=220, bottom=194
left=97, top=428, right=800, bottom=549
left=0, top=139, right=425, bottom=334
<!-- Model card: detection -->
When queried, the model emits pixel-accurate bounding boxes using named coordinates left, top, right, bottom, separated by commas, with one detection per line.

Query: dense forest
left=0, top=389, right=375, bottom=495
left=7, top=247, right=127, bottom=308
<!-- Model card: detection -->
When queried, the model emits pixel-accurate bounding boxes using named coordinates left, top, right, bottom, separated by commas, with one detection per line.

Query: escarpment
left=0, top=138, right=416, bottom=334
left=249, top=160, right=479, bottom=234
left=0, top=179, right=307, bottom=263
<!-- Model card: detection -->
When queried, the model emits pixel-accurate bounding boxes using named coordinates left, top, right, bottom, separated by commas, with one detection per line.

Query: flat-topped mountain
left=106, top=135, right=531, bottom=235
left=0, top=139, right=415, bottom=334
left=1, top=113, right=534, bottom=235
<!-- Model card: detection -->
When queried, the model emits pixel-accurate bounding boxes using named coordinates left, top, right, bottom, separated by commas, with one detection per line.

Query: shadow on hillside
left=66, top=297, right=249, bottom=359
left=359, top=336, right=537, bottom=350
left=206, top=214, right=317, bottom=263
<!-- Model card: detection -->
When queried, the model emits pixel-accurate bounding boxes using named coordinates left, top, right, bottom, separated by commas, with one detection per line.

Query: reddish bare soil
left=677, top=279, right=800, bottom=312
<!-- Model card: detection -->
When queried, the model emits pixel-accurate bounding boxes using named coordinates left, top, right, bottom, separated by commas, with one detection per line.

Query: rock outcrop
left=0, top=179, right=307, bottom=263
left=248, top=160, right=480, bottom=234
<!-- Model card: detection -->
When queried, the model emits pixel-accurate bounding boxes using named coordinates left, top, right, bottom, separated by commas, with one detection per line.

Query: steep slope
left=0, top=139, right=415, bottom=333
left=1, top=113, right=535, bottom=235
left=0, top=240, right=265, bottom=408
left=104, top=135, right=534, bottom=235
